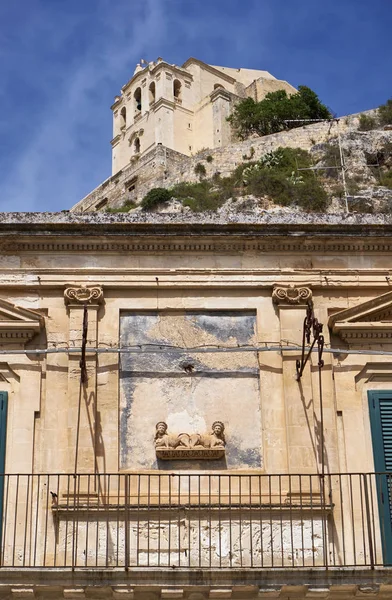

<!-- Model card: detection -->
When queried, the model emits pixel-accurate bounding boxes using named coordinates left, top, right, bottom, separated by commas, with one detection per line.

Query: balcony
left=0, top=473, right=388, bottom=569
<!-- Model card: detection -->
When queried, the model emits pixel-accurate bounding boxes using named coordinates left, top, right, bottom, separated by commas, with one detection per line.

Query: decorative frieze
left=272, top=284, right=312, bottom=305
left=4, top=240, right=392, bottom=254
left=64, top=286, right=103, bottom=305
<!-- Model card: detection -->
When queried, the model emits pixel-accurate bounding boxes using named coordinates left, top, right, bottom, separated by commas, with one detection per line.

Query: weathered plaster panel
left=119, top=311, right=262, bottom=470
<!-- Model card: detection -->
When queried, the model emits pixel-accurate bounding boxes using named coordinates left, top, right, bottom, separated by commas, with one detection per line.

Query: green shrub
left=378, top=98, right=392, bottom=126
left=171, top=178, right=235, bottom=212
left=194, top=162, right=207, bottom=177
left=358, top=114, right=377, bottom=131
left=227, top=86, right=331, bottom=140
left=294, top=178, right=328, bottom=211
left=169, top=147, right=330, bottom=213
left=206, top=155, right=213, bottom=163
left=242, top=147, right=255, bottom=160
left=380, top=170, right=392, bottom=189
left=242, top=147, right=328, bottom=211
left=141, top=188, right=172, bottom=211
left=346, top=176, right=361, bottom=195
left=106, top=200, right=136, bottom=213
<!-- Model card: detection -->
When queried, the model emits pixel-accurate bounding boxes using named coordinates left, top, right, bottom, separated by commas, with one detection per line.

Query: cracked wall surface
left=119, top=311, right=261, bottom=470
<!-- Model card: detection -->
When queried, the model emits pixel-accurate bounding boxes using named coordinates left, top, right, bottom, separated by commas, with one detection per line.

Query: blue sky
left=0, top=0, right=391, bottom=212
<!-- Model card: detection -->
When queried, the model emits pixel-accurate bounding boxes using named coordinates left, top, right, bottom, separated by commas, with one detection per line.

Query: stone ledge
left=2, top=211, right=392, bottom=229
left=2, top=585, right=392, bottom=599
left=156, top=447, right=225, bottom=460
left=1, top=569, right=392, bottom=598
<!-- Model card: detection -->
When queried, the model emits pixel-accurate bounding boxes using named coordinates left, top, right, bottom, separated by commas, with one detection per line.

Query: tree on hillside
left=227, top=86, right=332, bottom=140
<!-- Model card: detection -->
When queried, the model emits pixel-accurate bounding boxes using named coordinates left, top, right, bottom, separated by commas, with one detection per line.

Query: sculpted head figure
left=211, top=421, right=225, bottom=444
left=155, top=421, right=168, bottom=440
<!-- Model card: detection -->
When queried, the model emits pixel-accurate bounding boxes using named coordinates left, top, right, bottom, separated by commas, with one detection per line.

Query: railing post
left=363, top=473, right=375, bottom=569
left=124, top=474, right=129, bottom=571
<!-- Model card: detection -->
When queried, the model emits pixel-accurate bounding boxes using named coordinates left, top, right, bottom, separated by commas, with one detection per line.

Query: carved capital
left=64, top=286, right=103, bottom=306
left=272, top=284, right=312, bottom=305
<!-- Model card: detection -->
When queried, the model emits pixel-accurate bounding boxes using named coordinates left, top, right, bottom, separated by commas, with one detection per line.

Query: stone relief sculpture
left=154, top=421, right=226, bottom=459
left=154, top=421, right=178, bottom=448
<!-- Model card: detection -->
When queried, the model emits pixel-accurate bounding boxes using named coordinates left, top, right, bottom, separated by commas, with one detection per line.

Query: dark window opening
left=120, top=107, right=127, bottom=128
left=149, top=82, right=156, bottom=104
left=173, top=79, right=182, bottom=100
left=95, top=198, right=108, bottom=210
left=134, top=87, right=142, bottom=112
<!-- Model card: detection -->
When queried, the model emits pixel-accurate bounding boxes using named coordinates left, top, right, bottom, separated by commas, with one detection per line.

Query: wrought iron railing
left=0, top=473, right=389, bottom=569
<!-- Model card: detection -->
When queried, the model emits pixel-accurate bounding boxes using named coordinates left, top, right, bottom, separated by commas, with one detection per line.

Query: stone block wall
left=71, top=110, right=376, bottom=212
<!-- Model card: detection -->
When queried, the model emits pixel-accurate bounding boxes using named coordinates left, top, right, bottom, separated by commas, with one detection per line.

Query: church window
left=149, top=82, right=156, bottom=104
left=134, top=137, right=141, bottom=154
left=134, top=87, right=142, bottom=112
left=95, top=198, right=108, bottom=210
left=120, top=107, right=127, bottom=129
left=173, top=79, right=182, bottom=101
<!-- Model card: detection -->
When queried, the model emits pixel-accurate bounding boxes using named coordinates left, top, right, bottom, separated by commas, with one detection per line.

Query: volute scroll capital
left=64, top=286, right=104, bottom=306
left=272, top=284, right=312, bottom=306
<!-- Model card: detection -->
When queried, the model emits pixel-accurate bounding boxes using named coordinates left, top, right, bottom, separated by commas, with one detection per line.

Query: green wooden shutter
left=368, top=391, right=392, bottom=564
left=0, top=392, right=7, bottom=474
left=0, top=391, right=7, bottom=559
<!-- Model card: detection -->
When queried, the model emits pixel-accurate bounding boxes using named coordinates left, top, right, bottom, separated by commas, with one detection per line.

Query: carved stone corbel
left=64, top=286, right=104, bottom=306
left=272, top=284, right=312, bottom=306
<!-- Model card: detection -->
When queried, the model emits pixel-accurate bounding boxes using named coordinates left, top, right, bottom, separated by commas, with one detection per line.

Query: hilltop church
left=73, top=57, right=296, bottom=212
left=111, top=57, right=296, bottom=171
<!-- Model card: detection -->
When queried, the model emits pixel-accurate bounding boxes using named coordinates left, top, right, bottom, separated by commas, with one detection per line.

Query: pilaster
left=64, top=286, right=103, bottom=473
left=272, top=285, right=317, bottom=474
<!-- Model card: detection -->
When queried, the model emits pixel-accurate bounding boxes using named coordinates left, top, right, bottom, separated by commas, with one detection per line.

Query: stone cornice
left=329, top=290, right=392, bottom=344
left=329, top=290, right=392, bottom=327
left=0, top=568, right=391, bottom=598
left=1, top=215, right=392, bottom=254
left=182, top=58, right=237, bottom=84
left=0, top=269, right=391, bottom=291
left=210, top=88, right=236, bottom=103
left=0, top=298, right=44, bottom=345
left=1, top=213, right=392, bottom=238
left=120, top=62, right=193, bottom=98
left=332, top=323, right=392, bottom=344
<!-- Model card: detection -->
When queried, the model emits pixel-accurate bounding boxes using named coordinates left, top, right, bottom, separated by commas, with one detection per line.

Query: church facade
left=110, top=57, right=296, bottom=173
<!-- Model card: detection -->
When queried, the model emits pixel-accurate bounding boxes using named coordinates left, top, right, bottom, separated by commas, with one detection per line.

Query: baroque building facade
left=0, top=212, right=392, bottom=598
left=72, top=58, right=296, bottom=212
left=111, top=57, right=296, bottom=173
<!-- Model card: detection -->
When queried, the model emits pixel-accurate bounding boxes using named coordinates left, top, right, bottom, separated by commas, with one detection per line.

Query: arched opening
left=134, top=137, right=141, bottom=154
left=134, top=87, right=142, bottom=112
left=173, top=79, right=182, bottom=101
left=120, top=106, right=127, bottom=128
left=214, top=83, right=224, bottom=90
left=149, top=82, right=156, bottom=105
